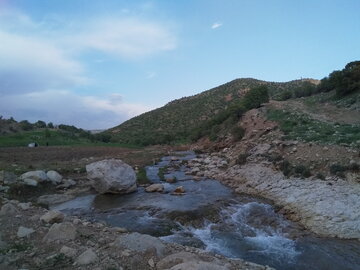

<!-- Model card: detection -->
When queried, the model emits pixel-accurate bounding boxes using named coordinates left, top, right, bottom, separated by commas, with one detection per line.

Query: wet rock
left=165, top=177, right=176, bottom=183
left=190, top=167, right=200, bottom=175
left=40, top=210, right=64, bottom=224
left=37, top=194, right=75, bottom=207
left=46, top=171, right=62, bottom=184
left=145, top=184, right=164, bottom=193
left=75, top=248, right=98, bottom=265
left=112, top=232, right=165, bottom=257
left=17, top=226, right=35, bottom=238
left=20, top=170, right=47, bottom=183
left=172, top=186, right=185, bottom=195
left=86, top=159, right=137, bottom=194
left=0, top=203, right=19, bottom=216
left=60, top=245, right=77, bottom=258
left=43, top=222, right=77, bottom=242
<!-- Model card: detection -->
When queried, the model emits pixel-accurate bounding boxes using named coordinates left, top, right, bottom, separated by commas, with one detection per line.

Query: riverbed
left=53, top=151, right=360, bottom=270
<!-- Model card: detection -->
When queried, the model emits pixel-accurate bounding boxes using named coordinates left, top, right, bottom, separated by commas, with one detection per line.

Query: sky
left=0, top=0, right=359, bottom=129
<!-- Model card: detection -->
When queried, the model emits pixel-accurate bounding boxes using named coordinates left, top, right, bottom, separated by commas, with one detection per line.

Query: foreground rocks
left=86, top=159, right=137, bottom=194
left=0, top=198, right=272, bottom=270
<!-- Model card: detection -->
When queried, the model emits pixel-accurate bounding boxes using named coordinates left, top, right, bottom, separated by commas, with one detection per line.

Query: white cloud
left=0, top=31, right=88, bottom=94
left=72, top=18, right=177, bottom=59
left=0, top=90, right=153, bottom=129
left=211, top=22, right=223, bottom=29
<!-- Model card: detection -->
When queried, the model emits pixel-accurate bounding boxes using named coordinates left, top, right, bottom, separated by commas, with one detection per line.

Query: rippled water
left=53, top=151, right=360, bottom=270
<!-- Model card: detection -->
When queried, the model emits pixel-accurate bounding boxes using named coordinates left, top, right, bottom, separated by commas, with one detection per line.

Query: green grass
left=0, top=129, right=142, bottom=148
left=267, top=109, right=360, bottom=146
left=136, top=167, right=150, bottom=185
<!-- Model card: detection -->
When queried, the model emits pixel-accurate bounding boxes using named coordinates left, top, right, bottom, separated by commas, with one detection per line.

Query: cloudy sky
left=0, top=0, right=359, bottom=129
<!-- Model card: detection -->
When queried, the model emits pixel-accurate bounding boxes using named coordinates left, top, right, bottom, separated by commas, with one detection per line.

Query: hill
left=109, top=78, right=318, bottom=145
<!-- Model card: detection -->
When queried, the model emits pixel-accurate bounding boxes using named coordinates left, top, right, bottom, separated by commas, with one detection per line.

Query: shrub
left=316, top=172, right=326, bottom=180
left=329, top=163, right=348, bottom=175
left=279, top=160, right=292, bottom=177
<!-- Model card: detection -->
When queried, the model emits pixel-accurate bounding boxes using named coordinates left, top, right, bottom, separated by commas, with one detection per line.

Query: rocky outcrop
left=86, top=159, right=137, bottom=194
left=188, top=151, right=360, bottom=239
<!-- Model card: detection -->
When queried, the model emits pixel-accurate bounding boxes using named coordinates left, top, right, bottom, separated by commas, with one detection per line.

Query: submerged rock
left=86, top=159, right=137, bottom=194
left=145, top=184, right=164, bottom=193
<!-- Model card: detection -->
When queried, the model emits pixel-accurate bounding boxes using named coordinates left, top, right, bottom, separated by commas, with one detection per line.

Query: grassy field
left=0, top=129, right=140, bottom=148
left=267, top=108, right=360, bottom=147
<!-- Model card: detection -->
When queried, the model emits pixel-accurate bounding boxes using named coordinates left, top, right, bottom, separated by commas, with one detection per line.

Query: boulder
left=40, top=210, right=64, bottom=224
left=86, top=159, right=137, bottom=194
left=145, top=184, right=164, bottom=193
left=172, top=186, right=185, bottom=195
left=0, top=203, right=19, bottom=216
left=46, top=171, right=63, bottom=184
left=20, top=170, right=47, bottom=183
left=157, top=252, right=200, bottom=269
left=37, top=194, right=74, bottom=207
left=17, top=226, right=35, bottom=238
left=60, top=245, right=77, bottom=258
left=165, top=177, right=176, bottom=183
left=75, top=249, right=98, bottom=265
left=43, top=222, right=77, bottom=243
left=112, top=232, right=165, bottom=257
left=23, top=178, right=38, bottom=186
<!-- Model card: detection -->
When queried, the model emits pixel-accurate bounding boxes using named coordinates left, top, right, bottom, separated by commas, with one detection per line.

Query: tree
left=47, top=122, right=54, bottom=129
left=19, top=120, right=33, bottom=131
left=35, top=120, right=47, bottom=128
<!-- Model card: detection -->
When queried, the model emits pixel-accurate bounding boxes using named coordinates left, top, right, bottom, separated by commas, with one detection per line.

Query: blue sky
left=0, top=0, right=359, bottom=129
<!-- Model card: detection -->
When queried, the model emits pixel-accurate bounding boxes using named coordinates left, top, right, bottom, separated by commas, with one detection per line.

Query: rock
left=20, top=170, right=47, bottom=183
left=156, top=252, right=199, bottom=269
left=46, top=171, right=62, bottom=184
left=40, top=210, right=64, bottom=224
left=0, top=171, right=17, bottom=185
left=172, top=186, right=185, bottom=194
left=18, top=202, right=31, bottom=210
left=148, top=258, right=155, bottom=268
left=57, top=179, right=76, bottom=189
left=86, top=159, right=137, bottom=194
left=37, top=194, right=74, bottom=207
left=145, top=184, right=164, bottom=192
left=112, top=232, right=165, bottom=257
left=43, top=222, right=77, bottom=242
left=190, top=167, right=200, bottom=175
left=60, top=245, right=77, bottom=257
left=169, top=261, right=229, bottom=270
left=0, top=203, right=19, bottom=216
left=157, top=252, right=229, bottom=270
left=17, top=226, right=35, bottom=238
left=165, top=177, right=176, bottom=183
left=23, top=178, right=38, bottom=186
left=75, top=249, right=98, bottom=265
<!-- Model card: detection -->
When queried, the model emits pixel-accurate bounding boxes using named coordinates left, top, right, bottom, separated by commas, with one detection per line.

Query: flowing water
left=53, top=151, right=360, bottom=270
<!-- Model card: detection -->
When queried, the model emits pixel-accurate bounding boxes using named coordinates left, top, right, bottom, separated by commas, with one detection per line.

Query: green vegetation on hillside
left=317, top=61, right=360, bottom=96
left=109, top=79, right=315, bottom=146
left=191, top=85, right=269, bottom=142
left=267, top=109, right=360, bottom=147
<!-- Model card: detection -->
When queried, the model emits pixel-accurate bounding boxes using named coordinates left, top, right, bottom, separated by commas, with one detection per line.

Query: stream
left=53, top=151, right=360, bottom=270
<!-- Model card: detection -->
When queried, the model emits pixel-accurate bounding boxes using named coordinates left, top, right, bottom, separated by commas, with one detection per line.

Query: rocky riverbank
left=186, top=144, right=360, bottom=240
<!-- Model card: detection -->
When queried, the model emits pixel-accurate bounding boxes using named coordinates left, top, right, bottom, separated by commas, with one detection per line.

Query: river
left=53, top=151, right=360, bottom=270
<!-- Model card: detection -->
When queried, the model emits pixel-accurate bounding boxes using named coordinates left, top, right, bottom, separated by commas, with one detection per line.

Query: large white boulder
left=46, top=170, right=63, bottom=184
left=86, top=159, right=137, bottom=194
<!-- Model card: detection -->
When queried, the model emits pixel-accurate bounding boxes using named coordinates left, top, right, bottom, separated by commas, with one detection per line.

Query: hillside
left=109, top=78, right=318, bottom=145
